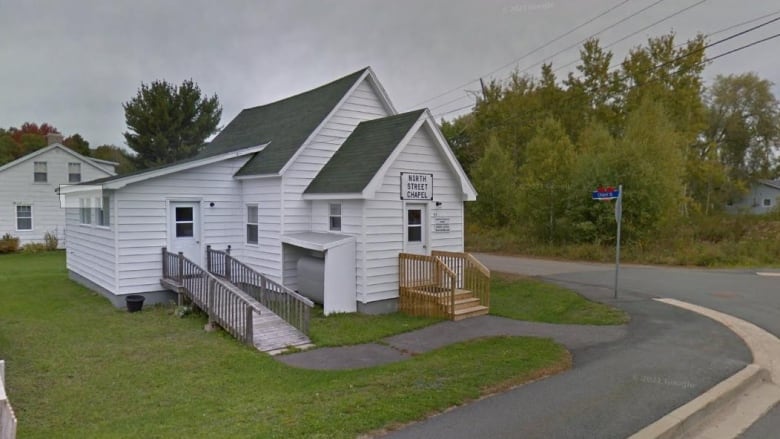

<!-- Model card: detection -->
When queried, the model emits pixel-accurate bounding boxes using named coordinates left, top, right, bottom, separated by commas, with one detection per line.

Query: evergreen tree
left=123, top=79, right=221, bottom=168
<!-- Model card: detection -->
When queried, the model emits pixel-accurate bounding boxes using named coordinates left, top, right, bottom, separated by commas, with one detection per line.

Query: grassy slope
left=0, top=252, right=569, bottom=438
left=490, top=272, right=629, bottom=325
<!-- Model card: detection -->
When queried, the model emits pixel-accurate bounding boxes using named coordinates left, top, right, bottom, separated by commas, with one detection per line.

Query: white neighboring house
left=0, top=134, right=117, bottom=247
left=61, top=67, right=476, bottom=313
left=727, top=179, right=780, bottom=214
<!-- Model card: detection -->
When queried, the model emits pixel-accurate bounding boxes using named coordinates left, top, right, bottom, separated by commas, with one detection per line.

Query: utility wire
left=433, top=13, right=780, bottom=119
left=426, top=0, right=670, bottom=115
left=433, top=30, right=780, bottom=121
left=410, top=0, right=634, bottom=108
left=444, top=8, right=780, bottom=112
left=553, top=0, right=708, bottom=74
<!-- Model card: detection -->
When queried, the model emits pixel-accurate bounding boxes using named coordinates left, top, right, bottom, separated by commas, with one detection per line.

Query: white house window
left=329, top=203, right=341, bottom=231
left=175, top=207, right=194, bottom=237
left=96, top=196, right=110, bottom=227
left=68, top=163, right=81, bottom=183
left=16, top=205, right=32, bottom=230
left=34, top=162, right=47, bottom=183
left=763, top=198, right=772, bottom=207
left=407, top=209, right=422, bottom=242
left=80, top=198, right=91, bottom=224
left=246, top=205, right=258, bottom=244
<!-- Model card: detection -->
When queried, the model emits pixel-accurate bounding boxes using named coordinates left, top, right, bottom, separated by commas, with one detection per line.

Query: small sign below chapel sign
left=400, top=172, right=433, bottom=200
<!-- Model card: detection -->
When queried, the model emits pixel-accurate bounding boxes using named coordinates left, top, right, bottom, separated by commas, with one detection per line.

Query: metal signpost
left=592, top=185, right=622, bottom=299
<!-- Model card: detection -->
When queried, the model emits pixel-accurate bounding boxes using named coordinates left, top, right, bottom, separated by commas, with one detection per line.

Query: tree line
left=441, top=33, right=780, bottom=245
left=1, top=79, right=222, bottom=175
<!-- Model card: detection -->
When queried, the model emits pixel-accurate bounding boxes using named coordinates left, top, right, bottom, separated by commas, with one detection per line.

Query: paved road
left=383, top=254, right=780, bottom=438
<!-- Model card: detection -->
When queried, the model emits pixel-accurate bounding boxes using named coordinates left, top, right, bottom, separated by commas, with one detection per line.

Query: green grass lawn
left=0, top=252, right=570, bottom=438
left=490, top=272, right=629, bottom=325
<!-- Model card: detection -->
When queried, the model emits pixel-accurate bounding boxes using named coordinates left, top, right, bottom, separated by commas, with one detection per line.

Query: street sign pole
left=614, top=184, right=622, bottom=299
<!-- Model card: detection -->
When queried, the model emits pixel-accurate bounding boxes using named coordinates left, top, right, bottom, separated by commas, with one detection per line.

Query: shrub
left=0, top=233, right=20, bottom=253
left=44, top=231, right=59, bottom=250
left=22, top=243, right=48, bottom=254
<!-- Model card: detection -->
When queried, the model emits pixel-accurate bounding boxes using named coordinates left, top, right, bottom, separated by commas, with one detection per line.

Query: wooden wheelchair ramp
left=161, top=248, right=312, bottom=354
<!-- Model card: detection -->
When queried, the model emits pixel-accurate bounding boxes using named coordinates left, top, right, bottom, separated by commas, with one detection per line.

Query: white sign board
left=400, top=172, right=433, bottom=200
left=433, top=217, right=450, bottom=233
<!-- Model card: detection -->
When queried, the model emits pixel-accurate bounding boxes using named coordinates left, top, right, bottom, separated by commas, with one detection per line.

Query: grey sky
left=1, top=0, right=779, bottom=150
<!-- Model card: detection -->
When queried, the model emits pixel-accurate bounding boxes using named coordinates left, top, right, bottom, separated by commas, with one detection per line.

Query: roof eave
left=99, top=143, right=268, bottom=190
left=301, top=192, right=364, bottom=200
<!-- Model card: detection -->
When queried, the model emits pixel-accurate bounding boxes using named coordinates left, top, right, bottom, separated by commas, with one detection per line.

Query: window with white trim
left=329, top=203, right=341, bottom=231
left=175, top=207, right=194, bottom=237
left=16, top=205, right=32, bottom=230
left=96, top=195, right=110, bottom=227
left=80, top=198, right=91, bottom=224
left=246, top=205, right=258, bottom=244
left=34, top=162, right=47, bottom=183
left=763, top=198, right=772, bottom=207
left=68, top=163, right=81, bottom=183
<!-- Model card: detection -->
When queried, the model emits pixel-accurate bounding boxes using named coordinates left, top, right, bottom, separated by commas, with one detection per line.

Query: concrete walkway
left=278, top=315, right=627, bottom=370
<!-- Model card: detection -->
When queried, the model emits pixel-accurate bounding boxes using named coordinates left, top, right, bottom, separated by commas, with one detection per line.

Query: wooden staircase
left=451, top=289, right=489, bottom=321
left=399, top=251, right=490, bottom=321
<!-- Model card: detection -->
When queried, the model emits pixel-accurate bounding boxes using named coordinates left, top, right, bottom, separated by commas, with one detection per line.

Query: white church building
left=60, top=67, right=479, bottom=316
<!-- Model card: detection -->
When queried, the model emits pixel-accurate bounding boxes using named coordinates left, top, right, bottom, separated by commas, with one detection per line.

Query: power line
left=410, top=0, right=635, bottom=108
left=434, top=31, right=780, bottom=122
left=704, top=32, right=780, bottom=63
left=513, top=0, right=671, bottom=78
left=433, top=12, right=780, bottom=119
left=553, top=0, right=708, bottom=74
left=424, top=0, right=671, bottom=115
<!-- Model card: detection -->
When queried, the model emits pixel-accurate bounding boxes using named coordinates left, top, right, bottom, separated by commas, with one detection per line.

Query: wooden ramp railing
left=432, top=250, right=491, bottom=309
left=399, top=251, right=490, bottom=320
left=161, top=248, right=262, bottom=346
left=206, top=246, right=314, bottom=335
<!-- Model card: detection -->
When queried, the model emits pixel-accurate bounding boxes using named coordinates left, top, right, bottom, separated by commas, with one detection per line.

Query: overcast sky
left=1, top=0, right=779, bottom=150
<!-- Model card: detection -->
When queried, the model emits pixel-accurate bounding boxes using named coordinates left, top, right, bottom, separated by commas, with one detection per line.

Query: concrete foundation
left=357, top=297, right=398, bottom=315
left=68, top=270, right=176, bottom=309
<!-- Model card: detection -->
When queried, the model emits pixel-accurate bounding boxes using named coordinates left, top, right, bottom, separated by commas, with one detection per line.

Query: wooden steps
left=404, top=287, right=488, bottom=321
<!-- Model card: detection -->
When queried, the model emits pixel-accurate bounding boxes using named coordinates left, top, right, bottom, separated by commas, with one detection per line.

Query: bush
left=0, top=233, right=20, bottom=253
left=44, top=231, right=59, bottom=250
left=22, top=243, right=48, bottom=254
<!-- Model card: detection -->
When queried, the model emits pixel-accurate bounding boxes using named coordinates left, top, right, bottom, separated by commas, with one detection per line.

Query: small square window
left=16, top=205, right=32, bottom=230
left=34, top=162, right=47, bottom=183
left=763, top=198, right=772, bottom=207
left=68, top=163, right=81, bottom=183
left=329, top=203, right=341, bottom=231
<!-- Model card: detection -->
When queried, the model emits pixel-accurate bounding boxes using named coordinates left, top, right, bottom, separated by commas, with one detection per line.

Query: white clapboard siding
left=363, top=125, right=465, bottom=302
left=239, top=177, right=284, bottom=283
left=65, top=205, right=116, bottom=292
left=112, top=156, right=249, bottom=295
left=1, top=146, right=114, bottom=246
left=310, top=199, right=365, bottom=299
left=282, top=78, right=391, bottom=237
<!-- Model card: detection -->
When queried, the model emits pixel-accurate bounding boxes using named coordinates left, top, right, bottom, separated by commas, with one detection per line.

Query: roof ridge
left=240, top=67, right=370, bottom=113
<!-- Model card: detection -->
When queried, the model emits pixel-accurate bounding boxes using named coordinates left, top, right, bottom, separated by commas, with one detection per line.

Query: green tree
left=705, top=73, right=780, bottom=182
left=123, top=79, right=222, bottom=169
left=63, top=134, right=91, bottom=156
left=470, top=136, right=519, bottom=227
left=519, top=118, right=576, bottom=243
left=613, top=99, right=686, bottom=240
left=92, top=145, right=137, bottom=175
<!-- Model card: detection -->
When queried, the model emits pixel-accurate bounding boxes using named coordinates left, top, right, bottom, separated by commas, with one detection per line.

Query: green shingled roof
left=201, top=68, right=369, bottom=176
left=304, top=109, right=426, bottom=195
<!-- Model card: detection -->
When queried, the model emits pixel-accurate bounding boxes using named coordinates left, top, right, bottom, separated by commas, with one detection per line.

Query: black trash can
left=126, top=295, right=145, bottom=313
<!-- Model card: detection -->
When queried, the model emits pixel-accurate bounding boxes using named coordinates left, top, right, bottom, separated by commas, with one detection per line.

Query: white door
left=404, top=203, right=428, bottom=255
left=169, top=202, right=201, bottom=265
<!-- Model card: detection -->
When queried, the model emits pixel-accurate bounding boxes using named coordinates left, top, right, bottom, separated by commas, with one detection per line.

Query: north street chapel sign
left=400, top=172, right=433, bottom=200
